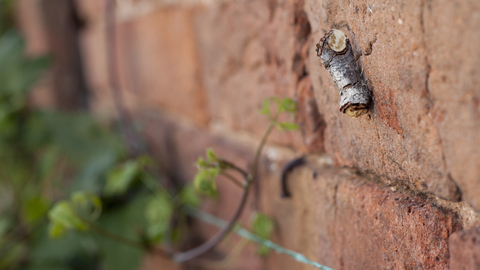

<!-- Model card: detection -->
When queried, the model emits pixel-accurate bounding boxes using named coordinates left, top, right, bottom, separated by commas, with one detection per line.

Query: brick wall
left=17, top=0, right=480, bottom=269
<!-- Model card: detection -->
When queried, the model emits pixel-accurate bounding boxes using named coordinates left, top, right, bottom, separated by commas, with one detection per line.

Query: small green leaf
left=48, top=201, right=87, bottom=238
left=273, top=97, right=281, bottom=111
left=259, top=99, right=270, bottom=115
left=277, top=122, right=299, bottom=131
left=193, top=168, right=219, bottom=198
left=251, top=212, right=274, bottom=256
left=251, top=212, right=274, bottom=239
left=23, top=196, right=49, bottom=224
left=71, top=192, right=102, bottom=221
left=48, top=221, right=67, bottom=239
left=145, top=193, right=173, bottom=242
left=180, top=185, right=201, bottom=207
left=280, top=98, right=297, bottom=113
left=104, top=160, right=139, bottom=196
left=195, top=157, right=207, bottom=168
left=206, top=148, right=218, bottom=163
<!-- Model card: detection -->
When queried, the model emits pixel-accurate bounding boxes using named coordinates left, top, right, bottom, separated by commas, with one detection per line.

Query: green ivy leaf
left=104, top=160, right=139, bottom=196
left=71, top=192, right=102, bottom=221
left=48, top=201, right=87, bottom=238
left=251, top=212, right=274, bottom=256
left=180, top=185, right=201, bottom=207
left=22, top=196, right=50, bottom=224
left=196, top=156, right=208, bottom=168
left=48, top=221, right=67, bottom=239
left=145, top=193, right=173, bottom=242
left=259, top=99, right=270, bottom=115
left=193, top=168, right=219, bottom=198
left=280, top=98, right=297, bottom=113
left=206, top=148, right=218, bottom=163
left=273, top=97, right=281, bottom=111
left=251, top=212, right=274, bottom=239
left=277, top=122, right=299, bottom=132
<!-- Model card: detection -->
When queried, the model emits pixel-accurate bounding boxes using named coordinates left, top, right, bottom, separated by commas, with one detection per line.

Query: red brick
left=74, top=0, right=105, bottom=24
left=304, top=0, right=470, bottom=201
left=139, top=110, right=478, bottom=269
left=79, top=6, right=210, bottom=125
left=423, top=0, right=480, bottom=210
left=193, top=0, right=311, bottom=149
left=16, top=0, right=50, bottom=56
left=296, top=76, right=325, bottom=153
left=116, top=7, right=209, bottom=126
left=449, top=227, right=480, bottom=270
left=259, top=161, right=474, bottom=270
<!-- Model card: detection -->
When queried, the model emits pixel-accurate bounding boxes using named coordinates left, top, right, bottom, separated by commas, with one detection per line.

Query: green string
left=186, top=207, right=334, bottom=270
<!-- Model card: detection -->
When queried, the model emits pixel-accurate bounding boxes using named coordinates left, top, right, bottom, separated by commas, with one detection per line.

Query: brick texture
left=449, top=227, right=480, bottom=270
left=116, top=7, right=209, bottom=126
left=304, top=0, right=480, bottom=202
left=78, top=4, right=209, bottom=125
left=193, top=0, right=308, bottom=148
left=268, top=163, right=465, bottom=270
left=423, top=0, right=480, bottom=211
left=139, top=111, right=478, bottom=269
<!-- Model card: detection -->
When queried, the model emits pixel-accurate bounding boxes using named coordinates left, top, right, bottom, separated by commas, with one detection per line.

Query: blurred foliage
left=0, top=0, right=14, bottom=36
left=0, top=29, right=189, bottom=270
left=0, top=6, right=299, bottom=268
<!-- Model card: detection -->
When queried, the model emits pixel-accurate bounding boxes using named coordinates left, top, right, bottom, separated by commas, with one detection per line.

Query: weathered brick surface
left=78, top=5, right=210, bottom=125
left=423, top=0, right=480, bottom=210
left=296, top=76, right=325, bottom=153
left=260, top=159, right=476, bottom=270
left=116, top=7, right=210, bottom=126
left=194, top=0, right=308, bottom=148
left=449, top=227, right=480, bottom=270
left=304, top=0, right=480, bottom=202
left=139, top=111, right=478, bottom=269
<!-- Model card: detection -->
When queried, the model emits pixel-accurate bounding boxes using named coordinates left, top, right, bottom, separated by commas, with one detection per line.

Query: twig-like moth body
left=316, top=29, right=370, bottom=118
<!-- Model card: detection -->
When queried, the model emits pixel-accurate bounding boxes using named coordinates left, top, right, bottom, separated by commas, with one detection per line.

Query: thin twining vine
left=187, top=208, right=334, bottom=270
left=47, top=97, right=300, bottom=262
left=174, top=97, right=299, bottom=262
